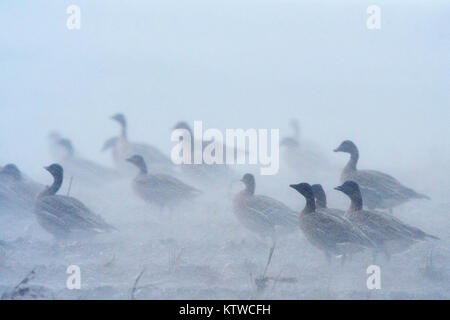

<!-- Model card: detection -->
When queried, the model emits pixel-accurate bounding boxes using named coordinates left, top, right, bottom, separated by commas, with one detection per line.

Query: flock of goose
left=0, top=113, right=439, bottom=279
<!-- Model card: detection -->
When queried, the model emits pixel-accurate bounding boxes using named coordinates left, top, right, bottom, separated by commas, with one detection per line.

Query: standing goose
left=126, top=155, right=201, bottom=210
left=311, top=184, right=345, bottom=216
left=34, top=164, right=115, bottom=239
left=233, top=173, right=297, bottom=275
left=334, top=140, right=430, bottom=212
left=172, top=121, right=238, bottom=188
left=108, top=113, right=174, bottom=175
left=335, top=181, right=438, bottom=257
left=290, top=182, right=375, bottom=264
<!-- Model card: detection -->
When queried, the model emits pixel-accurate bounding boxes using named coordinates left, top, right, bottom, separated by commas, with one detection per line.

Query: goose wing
left=36, top=195, right=114, bottom=233
left=311, top=211, right=375, bottom=248
left=153, top=174, right=201, bottom=195
left=353, top=170, right=427, bottom=203
left=135, top=174, right=200, bottom=198
left=367, top=210, right=438, bottom=240
left=245, top=195, right=297, bottom=232
left=351, top=210, right=417, bottom=243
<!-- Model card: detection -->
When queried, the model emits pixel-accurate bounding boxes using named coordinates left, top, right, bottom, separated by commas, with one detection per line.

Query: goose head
left=44, top=163, right=63, bottom=180
left=290, top=182, right=314, bottom=200
left=334, top=140, right=358, bottom=154
left=311, top=184, right=327, bottom=208
left=173, top=121, right=193, bottom=135
left=240, top=173, right=255, bottom=195
left=335, top=180, right=360, bottom=196
left=111, top=113, right=126, bottom=128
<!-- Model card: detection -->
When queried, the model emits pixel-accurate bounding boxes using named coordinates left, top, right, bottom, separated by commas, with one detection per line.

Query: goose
left=233, top=173, right=297, bottom=275
left=334, top=140, right=430, bottom=213
left=0, top=164, right=22, bottom=181
left=311, top=184, right=345, bottom=216
left=108, top=113, right=174, bottom=175
left=34, top=164, right=116, bottom=239
left=172, top=121, right=237, bottom=188
left=49, top=135, right=119, bottom=185
left=126, top=154, right=201, bottom=210
left=290, top=182, right=376, bottom=264
left=0, top=164, right=42, bottom=212
left=335, top=181, right=438, bottom=257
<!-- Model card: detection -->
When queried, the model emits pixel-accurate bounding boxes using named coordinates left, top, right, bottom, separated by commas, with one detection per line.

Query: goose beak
left=43, top=166, right=49, bottom=171
left=333, top=148, right=339, bottom=152
left=289, top=184, right=296, bottom=189
left=334, top=186, right=343, bottom=191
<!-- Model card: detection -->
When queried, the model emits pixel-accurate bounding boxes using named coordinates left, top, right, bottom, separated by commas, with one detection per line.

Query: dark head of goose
left=334, top=140, right=358, bottom=154
left=335, top=180, right=360, bottom=197
left=39, top=163, right=64, bottom=197
left=44, top=163, right=63, bottom=180
left=126, top=154, right=148, bottom=174
left=335, top=181, right=363, bottom=210
left=240, top=173, right=255, bottom=195
left=111, top=113, right=126, bottom=128
left=290, top=183, right=316, bottom=213
left=173, top=121, right=192, bottom=132
left=289, top=183, right=314, bottom=202
left=311, top=184, right=327, bottom=208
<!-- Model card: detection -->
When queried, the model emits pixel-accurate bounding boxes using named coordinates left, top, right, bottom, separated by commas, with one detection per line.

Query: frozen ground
left=0, top=160, right=449, bottom=300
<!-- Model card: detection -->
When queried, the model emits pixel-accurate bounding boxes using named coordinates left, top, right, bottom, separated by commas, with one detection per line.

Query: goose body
left=335, top=181, right=438, bottom=256
left=34, top=164, right=115, bottom=238
left=334, top=140, right=430, bottom=211
left=173, top=121, right=238, bottom=188
left=232, top=179, right=297, bottom=239
left=233, top=174, right=297, bottom=274
left=290, top=183, right=375, bottom=260
left=127, top=155, right=200, bottom=208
